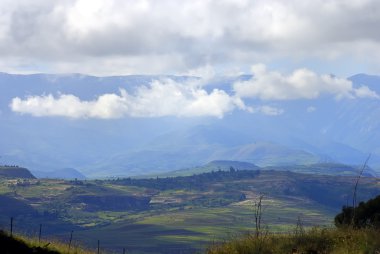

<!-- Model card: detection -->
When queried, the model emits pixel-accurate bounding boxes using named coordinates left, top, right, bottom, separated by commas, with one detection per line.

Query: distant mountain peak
left=31, top=168, right=86, bottom=180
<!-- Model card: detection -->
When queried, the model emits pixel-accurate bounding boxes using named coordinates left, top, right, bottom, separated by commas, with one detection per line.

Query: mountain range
left=0, top=72, right=379, bottom=177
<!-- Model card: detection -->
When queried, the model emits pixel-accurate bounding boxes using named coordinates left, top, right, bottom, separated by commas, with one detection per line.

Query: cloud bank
left=1, top=0, right=380, bottom=75
left=10, top=79, right=247, bottom=119
left=234, top=64, right=380, bottom=100
left=10, top=64, right=380, bottom=119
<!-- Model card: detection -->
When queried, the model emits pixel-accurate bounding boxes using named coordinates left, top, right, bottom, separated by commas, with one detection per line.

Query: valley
left=1, top=167, right=379, bottom=253
left=2, top=2, right=380, bottom=254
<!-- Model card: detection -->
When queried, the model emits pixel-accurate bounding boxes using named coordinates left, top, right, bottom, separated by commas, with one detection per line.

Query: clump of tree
left=335, top=194, right=380, bottom=229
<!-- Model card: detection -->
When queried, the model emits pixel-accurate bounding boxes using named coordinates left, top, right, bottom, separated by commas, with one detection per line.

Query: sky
left=2, top=0, right=380, bottom=119
left=0, top=0, right=380, bottom=77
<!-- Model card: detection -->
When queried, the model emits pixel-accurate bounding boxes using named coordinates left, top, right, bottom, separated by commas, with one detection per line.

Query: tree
left=335, top=194, right=380, bottom=229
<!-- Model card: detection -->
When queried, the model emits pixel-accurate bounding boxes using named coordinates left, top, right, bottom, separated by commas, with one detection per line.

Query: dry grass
left=12, top=233, right=95, bottom=254
left=206, top=227, right=380, bottom=254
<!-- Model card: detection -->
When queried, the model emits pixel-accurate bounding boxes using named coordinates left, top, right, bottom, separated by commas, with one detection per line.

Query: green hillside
left=0, top=195, right=37, bottom=217
left=0, top=166, right=36, bottom=179
left=0, top=230, right=93, bottom=254
left=209, top=194, right=380, bottom=253
left=0, top=170, right=379, bottom=253
left=141, top=161, right=374, bottom=179
left=265, top=163, right=378, bottom=177
left=207, top=227, right=380, bottom=254
left=153, top=160, right=260, bottom=177
left=0, top=230, right=59, bottom=254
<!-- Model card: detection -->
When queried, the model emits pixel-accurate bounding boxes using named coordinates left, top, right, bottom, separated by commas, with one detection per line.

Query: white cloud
left=307, top=106, right=317, bottom=113
left=185, top=65, right=216, bottom=81
left=354, top=85, right=380, bottom=99
left=10, top=79, right=247, bottom=119
left=233, top=64, right=380, bottom=100
left=253, top=105, right=284, bottom=116
left=1, top=1, right=380, bottom=75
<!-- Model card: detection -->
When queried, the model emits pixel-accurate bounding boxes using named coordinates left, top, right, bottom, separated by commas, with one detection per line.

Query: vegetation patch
left=207, top=227, right=380, bottom=254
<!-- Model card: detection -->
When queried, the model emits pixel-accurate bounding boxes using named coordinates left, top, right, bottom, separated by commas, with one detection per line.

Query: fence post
left=68, top=230, right=73, bottom=252
left=39, top=224, right=42, bottom=243
left=10, top=217, right=13, bottom=237
left=97, top=240, right=100, bottom=254
left=123, top=247, right=126, bottom=254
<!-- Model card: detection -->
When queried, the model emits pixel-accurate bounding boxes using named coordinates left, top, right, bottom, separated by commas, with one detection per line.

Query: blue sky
left=0, top=0, right=380, bottom=77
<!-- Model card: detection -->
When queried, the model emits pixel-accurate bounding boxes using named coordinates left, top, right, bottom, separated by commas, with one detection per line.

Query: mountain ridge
left=1, top=72, right=379, bottom=177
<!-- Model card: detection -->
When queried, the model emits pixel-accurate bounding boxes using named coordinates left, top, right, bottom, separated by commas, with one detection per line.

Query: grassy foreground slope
left=0, top=230, right=93, bottom=254
left=207, top=227, right=380, bottom=254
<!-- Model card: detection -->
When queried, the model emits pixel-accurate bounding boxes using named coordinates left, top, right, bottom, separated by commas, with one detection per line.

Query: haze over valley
left=1, top=72, right=380, bottom=177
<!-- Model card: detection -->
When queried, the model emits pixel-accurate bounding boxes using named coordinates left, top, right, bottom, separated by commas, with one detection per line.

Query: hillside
left=264, top=163, right=378, bottom=177
left=0, top=230, right=59, bottom=254
left=149, top=160, right=260, bottom=177
left=0, top=170, right=379, bottom=253
left=207, top=227, right=380, bottom=254
left=0, top=230, right=94, bottom=254
left=0, top=166, right=35, bottom=179
left=153, top=161, right=373, bottom=178
left=209, top=193, right=380, bottom=253
left=32, top=168, right=86, bottom=180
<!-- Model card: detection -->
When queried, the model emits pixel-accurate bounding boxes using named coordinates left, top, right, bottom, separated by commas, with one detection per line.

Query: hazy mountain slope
left=146, top=160, right=261, bottom=177
left=32, top=168, right=86, bottom=180
left=265, top=163, right=377, bottom=177
left=0, top=73, right=379, bottom=177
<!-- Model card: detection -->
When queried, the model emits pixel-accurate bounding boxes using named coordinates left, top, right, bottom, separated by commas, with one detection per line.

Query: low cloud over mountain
left=10, top=78, right=247, bottom=119
left=1, top=72, right=380, bottom=177
left=234, top=64, right=380, bottom=100
left=10, top=65, right=379, bottom=119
